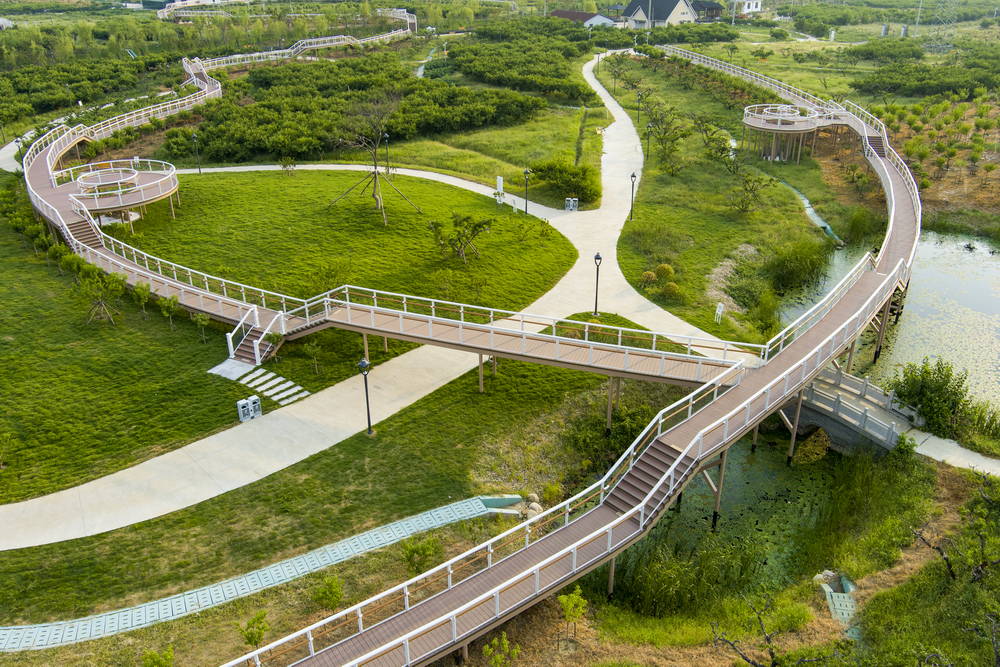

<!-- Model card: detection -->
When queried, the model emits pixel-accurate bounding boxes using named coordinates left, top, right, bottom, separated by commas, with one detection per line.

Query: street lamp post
left=192, top=131, right=201, bottom=175
left=523, top=168, right=530, bottom=214
left=358, top=358, right=374, bottom=436
left=629, top=171, right=637, bottom=221
left=593, top=252, right=602, bottom=316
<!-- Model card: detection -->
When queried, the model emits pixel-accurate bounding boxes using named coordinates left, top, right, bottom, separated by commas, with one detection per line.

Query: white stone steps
left=279, top=390, right=310, bottom=405
left=270, top=384, right=302, bottom=401
left=264, top=380, right=295, bottom=397
left=245, top=372, right=276, bottom=388
left=256, top=376, right=286, bottom=392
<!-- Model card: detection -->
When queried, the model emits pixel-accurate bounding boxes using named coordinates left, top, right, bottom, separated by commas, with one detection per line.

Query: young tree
left=428, top=213, right=493, bottom=264
left=77, top=273, right=125, bottom=325
left=159, top=294, right=181, bottom=330
left=556, top=585, right=588, bottom=639
left=342, top=95, right=401, bottom=226
left=141, top=646, right=174, bottom=667
left=482, top=631, right=521, bottom=667
left=312, top=575, right=344, bottom=610
left=279, top=155, right=296, bottom=175
left=302, top=339, right=322, bottom=374
left=400, top=536, right=444, bottom=576
left=713, top=597, right=836, bottom=666
left=237, top=610, right=269, bottom=650
left=606, top=54, right=629, bottom=95
left=192, top=312, right=210, bottom=343
left=132, top=281, right=151, bottom=318
left=729, top=172, right=775, bottom=214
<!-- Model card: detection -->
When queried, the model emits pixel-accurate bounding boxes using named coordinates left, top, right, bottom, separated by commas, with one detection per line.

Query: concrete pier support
left=607, top=555, right=616, bottom=595
left=362, top=333, right=369, bottom=360
left=873, top=297, right=892, bottom=362
left=478, top=354, right=484, bottom=393
left=786, top=390, right=805, bottom=466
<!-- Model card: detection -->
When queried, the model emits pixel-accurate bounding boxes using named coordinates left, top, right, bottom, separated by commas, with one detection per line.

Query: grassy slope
left=0, top=223, right=251, bottom=503
left=596, top=59, right=829, bottom=339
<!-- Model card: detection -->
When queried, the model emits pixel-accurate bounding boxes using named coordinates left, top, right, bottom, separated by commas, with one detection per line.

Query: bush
left=660, top=281, right=683, bottom=302
left=640, top=270, right=657, bottom=286
left=654, top=263, right=675, bottom=281
left=528, top=159, right=600, bottom=203
left=762, top=237, right=830, bottom=292
left=769, top=28, right=790, bottom=40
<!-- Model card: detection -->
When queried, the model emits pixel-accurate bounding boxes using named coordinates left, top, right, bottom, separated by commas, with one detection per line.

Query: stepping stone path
left=237, top=367, right=311, bottom=405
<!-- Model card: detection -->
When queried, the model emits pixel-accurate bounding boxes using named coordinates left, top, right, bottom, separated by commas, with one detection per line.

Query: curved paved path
left=0, top=54, right=722, bottom=551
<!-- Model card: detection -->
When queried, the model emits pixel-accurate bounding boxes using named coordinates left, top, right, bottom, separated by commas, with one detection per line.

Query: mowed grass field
left=0, top=223, right=250, bottom=503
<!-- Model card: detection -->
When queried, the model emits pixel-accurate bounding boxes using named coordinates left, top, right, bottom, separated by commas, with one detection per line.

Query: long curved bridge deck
left=18, top=32, right=920, bottom=666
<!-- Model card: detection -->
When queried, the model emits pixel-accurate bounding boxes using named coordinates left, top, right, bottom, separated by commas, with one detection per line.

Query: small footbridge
left=20, top=34, right=921, bottom=666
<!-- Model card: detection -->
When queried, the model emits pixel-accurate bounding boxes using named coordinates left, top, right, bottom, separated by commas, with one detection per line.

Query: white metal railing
left=226, top=306, right=260, bottom=358
left=763, top=252, right=876, bottom=361
left=220, top=362, right=745, bottom=667
left=804, top=383, right=900, bottom=447
left=55, top=158, right=178, bottom=209
left=813, top=366, right=921, bottom=425
left=156, top=0, right=251, bottom=19
left=290, top=285, right=763, bottom=364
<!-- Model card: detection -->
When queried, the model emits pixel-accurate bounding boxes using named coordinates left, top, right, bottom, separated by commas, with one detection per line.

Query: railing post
left=225, top=332, right=234, bottom=358
left=357, top=609, right=363, bottom=632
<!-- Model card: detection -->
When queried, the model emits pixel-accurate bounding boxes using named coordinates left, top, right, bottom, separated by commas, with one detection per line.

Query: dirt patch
left=705, top=243, right=757, bottom=314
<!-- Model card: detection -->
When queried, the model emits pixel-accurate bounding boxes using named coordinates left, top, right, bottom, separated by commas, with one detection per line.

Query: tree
left=428, top=213, right=493, bottom=264
left=302, top=340, right=322, bottom=374
left=340, top=95, right=401, bottom=226
left=77, top=273, right=125, bottom=325
left=159, top=294, right=181, bottom=330
left=400, top=536, right=444, bottom=576
left=729, top=172, right=775, bottom=214
left=482, top=631, right=521, bottom=667
left=557, top=585, right=588, bottom=639
left=606, top=54, right=629, bottom=95
left=713, top=597, right=836, bottom=666
left=644, top=101, right=691, bottom=173
left=141, top=646, right=174, bottom=667
left=192, top=312, right=210, bottom=343
left=313, top=575, right=344, bottom=610
left=132, top=282, right=151, bottom=318
left=279, top=155, right=296, bottom=175
left=237, top=610, right=269, bottom=650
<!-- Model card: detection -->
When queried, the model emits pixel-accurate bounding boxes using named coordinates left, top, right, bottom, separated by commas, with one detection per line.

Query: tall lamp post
left=358, top=358, right=374, bottom=436
left=593, top=252, right=602, bottom=316
left=192, top=131, right=202, bottom=175
left=383, top=132, right=390, bottom=174
left=523, top=168, right=530, bottom=214
left=629, top=171, right=637, bottom=221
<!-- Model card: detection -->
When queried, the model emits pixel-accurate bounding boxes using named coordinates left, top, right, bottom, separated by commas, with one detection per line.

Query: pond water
left=783, top=230, right=1000, bottom=401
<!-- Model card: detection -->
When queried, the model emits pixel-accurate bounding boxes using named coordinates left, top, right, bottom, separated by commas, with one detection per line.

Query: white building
left=735, top=0, right=762, bottom=14
left=622, top=0, right=698, bottom=28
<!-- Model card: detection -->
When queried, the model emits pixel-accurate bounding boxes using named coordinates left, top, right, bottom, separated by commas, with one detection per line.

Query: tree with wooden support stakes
left=329, top=94, right=421, bottom=226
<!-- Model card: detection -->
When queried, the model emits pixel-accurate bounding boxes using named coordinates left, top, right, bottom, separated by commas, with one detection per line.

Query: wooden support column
left=712, top=449, right=729, bottom=532
left=873, top=296, right=893, bottom=362
left=383, top=336, right=389, bottom=352
left=750, top=423, right=759, bottom=453
left=478, top=354, right=484, bottom=393
left=362, top=333, right=369, bottom=360
left=786, top=390, right=804, bottom=466
left=607, top=555, right=616, bottom=596
left=168, top=194, right=175, bottom=219
left=845, top=336, right=858, bottom=373
left=491, top=355, right=497, bottom=376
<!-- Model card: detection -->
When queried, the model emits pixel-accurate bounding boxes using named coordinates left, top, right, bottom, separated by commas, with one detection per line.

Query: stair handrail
left=226, top=306, right=259, bottom=359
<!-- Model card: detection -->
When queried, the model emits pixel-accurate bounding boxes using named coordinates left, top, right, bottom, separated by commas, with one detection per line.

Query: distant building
left=736, top=0, right=762, bottom=14
left=549, top=10, right=616, bottom=27
left=0, top=18, right=13, bottom=29
left=691, top=0, right=724, bottom=20
left=622, top=0, right=698, bottom=28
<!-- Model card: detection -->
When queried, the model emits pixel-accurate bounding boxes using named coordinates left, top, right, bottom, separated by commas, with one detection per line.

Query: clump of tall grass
left=762, top=236, right=833, bottom=292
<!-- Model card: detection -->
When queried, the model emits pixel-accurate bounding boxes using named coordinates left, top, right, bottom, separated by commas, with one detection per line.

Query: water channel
left=780, top=196, right=1000, bottom=401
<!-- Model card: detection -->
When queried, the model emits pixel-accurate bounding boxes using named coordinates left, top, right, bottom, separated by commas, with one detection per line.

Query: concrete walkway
left=0, top=54, right=726, bottom=551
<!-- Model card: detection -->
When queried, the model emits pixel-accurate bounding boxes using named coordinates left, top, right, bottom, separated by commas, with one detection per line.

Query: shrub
left=236, top=610, right=269, bottom=649
left=843, top=206, right=882, bottom=243
left=770, top=28, right=790, bottom=40
left=654, top=263, right=675, bottom=281
left=763, top=237, right=830, bottom=292
left=141, top=646, right=174, bottom=667
left=541, top=481, right=562, bottom=506
left=528, top=159, right=600, bottom=203
left=660, top=281, right=683, bottom=302
left=640, top=270, right=657, bottom=287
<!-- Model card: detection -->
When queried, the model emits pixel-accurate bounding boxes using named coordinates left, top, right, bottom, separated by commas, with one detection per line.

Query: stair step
left=256, top=376, right=285, bottom=392
left=270, top=384, right=303, bottom=401
left=238, top=368, right=267, bottom=384
left=279, top=390, right=310, bottom=405
left=245, top=372, right=275, bottom=387
left=263, top=380, right=295, bottom=397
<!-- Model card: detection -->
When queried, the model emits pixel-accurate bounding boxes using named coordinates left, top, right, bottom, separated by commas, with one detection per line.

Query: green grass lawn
left=595, top=59, right=830, bottom=340
left=0, top=222, right=254, bottom=504
left=0, top=359, right=627, bottom=625
left=115, top=171, right=574, bottom=307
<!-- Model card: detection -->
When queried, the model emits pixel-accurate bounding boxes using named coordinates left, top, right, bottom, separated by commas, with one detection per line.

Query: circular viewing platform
left=743, top=104, right=821, bottom=133
left=57, top=158, right=179, bottom=213
left=78, top=167, right=140, bottom=192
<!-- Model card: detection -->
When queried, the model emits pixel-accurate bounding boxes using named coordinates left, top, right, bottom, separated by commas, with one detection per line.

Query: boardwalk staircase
left=604, top=440, right=697, bottom=515
left=866, top=135, right=887, bottom=158
left=232, top=328, right=271, bottom=364
left=64, top=215, right=102, bottom=248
